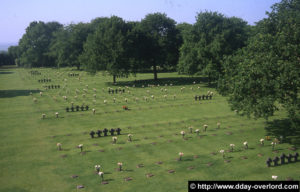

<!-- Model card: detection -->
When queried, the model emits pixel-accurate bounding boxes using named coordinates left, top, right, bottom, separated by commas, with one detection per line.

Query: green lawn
left=0, top=67, right=299, bottom=192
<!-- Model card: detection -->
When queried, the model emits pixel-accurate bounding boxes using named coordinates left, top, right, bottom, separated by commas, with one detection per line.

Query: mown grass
left=0, top=67, right=299, bottom=192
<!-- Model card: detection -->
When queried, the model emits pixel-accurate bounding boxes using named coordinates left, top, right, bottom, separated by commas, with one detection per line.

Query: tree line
left=4, top=0, right=300, bottom=123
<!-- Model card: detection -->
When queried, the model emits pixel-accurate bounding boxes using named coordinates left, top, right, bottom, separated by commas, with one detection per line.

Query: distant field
left=0, top=67, right=299, bottom=192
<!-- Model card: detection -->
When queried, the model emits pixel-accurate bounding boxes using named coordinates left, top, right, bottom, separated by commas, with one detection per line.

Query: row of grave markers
left=266, top=152, right=298, bottom=167
left=38, top=79, right=51, bottom=83
left=68, top=73, right=80, bottom=77
left=66, top=105, right=89, bottom=112
left=90, top=128, right=122, bottom=138
left=108, top=89, right=126, bottom=94
left=195, top=95, right=213, bottom=100
left=43, top=85, right=61, bottom=89
left=30, top=71, right=41, bottom=75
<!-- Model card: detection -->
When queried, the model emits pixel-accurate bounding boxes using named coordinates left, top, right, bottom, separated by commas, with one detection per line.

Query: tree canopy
left=79, top=16, right=131, bottom=83
left=178, top=11, right=249, bottom=82
left=219, top=0, right=300, bottom=124
left=140, top=13, right=180, bottom=80
left=50, top=22, right=92, bottom=69
left=18, top=21, right=63, bottom=67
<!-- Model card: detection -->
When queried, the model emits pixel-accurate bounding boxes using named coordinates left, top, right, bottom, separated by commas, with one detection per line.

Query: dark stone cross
left=76, top=106, right=80, bottom=111
left=116, top=128, right=121, bottom=135
left=103, top=128, right=108, bottom=136
left=202, top=95, right=205, bottom=100
left=66, top=107, right=69, bottom=112
left=280, top=153, right=286, bottom=164
left=71, top=106, right=74, bottom=112
left=80, top=106, right=84, bottom=111
left=96, top=130, right=102, bottom=137
left=195, top=95, right=198, bottom=101
left=287, top=154, right=293, bottom=163
left=90, top=131, right=95, bottom=138
left=273, top=156, right=279, bottom=166
left=85, top=105, right=89, bottom=111
left=294, top=152, right=299, bottom=162
left=109, top=128, right=115, bottom=136
left=266, top=158, right=272, bottom=167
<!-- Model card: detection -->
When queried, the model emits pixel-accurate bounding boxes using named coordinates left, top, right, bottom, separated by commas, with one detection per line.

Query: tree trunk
left=77, top=65, right=80, bottom=70
left=113, top=75, right=116, bottom=83
left=153, top=64, right=158, bottom=81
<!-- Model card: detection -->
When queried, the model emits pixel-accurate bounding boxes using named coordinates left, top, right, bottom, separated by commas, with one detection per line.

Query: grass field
left=0, top=66, right=299, bottom=192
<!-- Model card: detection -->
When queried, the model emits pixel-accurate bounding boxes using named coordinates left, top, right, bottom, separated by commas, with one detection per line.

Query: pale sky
left=0, top=0, right=280, bottom=44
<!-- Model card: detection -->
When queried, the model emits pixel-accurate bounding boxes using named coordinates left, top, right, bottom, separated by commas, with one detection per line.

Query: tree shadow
left=0, top=90, right=40, bottom=98
left=2, top=187, right=29, bottom=192
left=105, top=178, right=114, bottom=182
left=265, top=118, right=300, bottom=147
left=106, top=77, right=216, bottom=88
left=0, top=71, right=14, bottom=74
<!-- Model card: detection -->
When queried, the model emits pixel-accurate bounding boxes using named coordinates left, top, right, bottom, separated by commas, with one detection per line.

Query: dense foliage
left=17, top=21, right=63, bottom=67
left=178, top=12, right=249, bottom=82
left=139, top=13, right=181, bottom=80
left=0, top=51, right=15, bottom=66
left=79, top=16, right=131, bottom=82
left=218, top=0, right=300, bottom=124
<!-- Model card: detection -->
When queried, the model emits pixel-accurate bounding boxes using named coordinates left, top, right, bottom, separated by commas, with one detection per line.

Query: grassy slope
left=0, top=67, right=299, bottom=192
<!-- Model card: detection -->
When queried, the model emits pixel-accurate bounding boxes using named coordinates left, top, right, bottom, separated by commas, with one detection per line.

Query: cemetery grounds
left=0, top=66, right=299, bottom=192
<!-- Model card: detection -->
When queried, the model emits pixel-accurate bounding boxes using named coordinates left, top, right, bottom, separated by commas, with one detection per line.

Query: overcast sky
left=0, top=0, right=280, bottom=44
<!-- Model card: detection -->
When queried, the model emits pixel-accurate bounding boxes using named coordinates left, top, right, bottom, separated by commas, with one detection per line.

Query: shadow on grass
left=0, top=71, right=14, bottom=74
left=183, top=158, right=193, bottom=161
left=0, top=90, right=40, bottom=98
left=2, top=187, right=29, bottom=192
left=105, top=178, right=114, bottom=182
left=265, top=118, right=300, bottom=147
left=106, top=77, right=216, bottom=88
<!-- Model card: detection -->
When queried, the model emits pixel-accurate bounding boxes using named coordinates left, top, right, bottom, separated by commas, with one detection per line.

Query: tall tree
left=220, top=0, right=300, bottom=124
left=50, top=22, right=92, bottom=69
left=8, top=46, right=21, bottom=66
left=18, top=21, right=62, bottom=67
left=0, top=51, right=14, bottom=66
left=80, top=16, right=131, bottom=83
left=178, top=12, right=249, bottom=82
left=140, top=13, right=180, bottom=80
left=49, top=27, right=71, bottom=68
